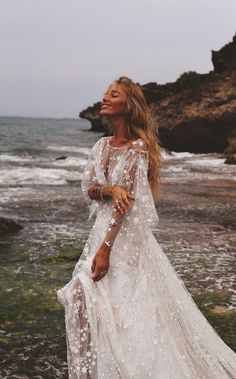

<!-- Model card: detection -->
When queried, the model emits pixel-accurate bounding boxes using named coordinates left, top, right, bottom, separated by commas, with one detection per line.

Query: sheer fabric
left=57, top=136, right=236, bottom=378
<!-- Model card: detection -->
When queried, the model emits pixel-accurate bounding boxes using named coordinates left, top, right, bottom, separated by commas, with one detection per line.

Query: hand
left=91, top=248, right=110, bottom=281
left=111, top=185, right=135, bottom=214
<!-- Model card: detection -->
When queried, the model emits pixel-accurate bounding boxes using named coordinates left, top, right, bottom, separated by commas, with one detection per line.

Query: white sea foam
left=162, top=151, right=236, bottom=181
left=0, top=186, right=51, bottom=203
left=0, top=167, right=82, bottom=186
left=0, top=153, right=87, bottom=168
left=162, top=151, right=198, bottom=160
left=46, top=144, right=91, bottom=155
left=163, top=168, right=236, bottom=182
left=185, top=157, right=225, bottom=167
left=0, top=154, right=34, bottom=163
left=52, top=157, right=87, bottom=167
left=162, top=151, right=225, bottom=164
left=162, top=151, right=233, bottom=170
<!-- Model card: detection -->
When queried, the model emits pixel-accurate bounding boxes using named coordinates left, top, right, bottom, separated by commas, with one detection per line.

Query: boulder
left=56, top=156, right=68, bottom=160
left=0, top=217, right=23, bottom=235
left=224, top=128, right=236, bottom=164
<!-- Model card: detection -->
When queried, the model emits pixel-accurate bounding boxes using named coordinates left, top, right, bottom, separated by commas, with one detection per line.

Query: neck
left=110, top=116, right=128, bottom=141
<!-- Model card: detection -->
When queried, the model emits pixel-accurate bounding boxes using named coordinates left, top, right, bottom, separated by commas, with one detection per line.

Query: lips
left=101, top=103, right=111, bottom=108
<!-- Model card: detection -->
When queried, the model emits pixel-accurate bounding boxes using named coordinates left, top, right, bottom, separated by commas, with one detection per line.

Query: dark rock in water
left=66, top=179, right=81, bottom=184
left=224, top=132, right=236, bottom=165
left=0, top=217, right=23, bottom=235
left=0, top=240, right=12, bottom=247
left=56, top=156, right=67, bottom=160
left=79, top=34, right=236, bottom=163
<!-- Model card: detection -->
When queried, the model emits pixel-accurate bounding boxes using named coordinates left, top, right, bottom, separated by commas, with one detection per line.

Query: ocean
left=0, top=116, right=235, bottom=202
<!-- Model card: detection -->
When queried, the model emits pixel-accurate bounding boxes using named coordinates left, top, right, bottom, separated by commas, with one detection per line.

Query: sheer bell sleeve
left=81, top=142, right=99, bottom=205
left=102, top=140, right=152, bottom=250
left=81, top=139, right=107, bottom=221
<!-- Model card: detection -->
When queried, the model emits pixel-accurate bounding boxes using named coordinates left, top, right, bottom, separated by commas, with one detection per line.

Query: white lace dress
left=57, top=136, right=236, bottom=379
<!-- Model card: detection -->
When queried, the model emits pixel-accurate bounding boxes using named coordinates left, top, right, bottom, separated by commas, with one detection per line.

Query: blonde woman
left=57, top=76, right=236, bottom=378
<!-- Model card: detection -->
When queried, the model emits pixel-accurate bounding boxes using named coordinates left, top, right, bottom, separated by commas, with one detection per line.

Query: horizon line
left=0, top=114, right=88, bottom=121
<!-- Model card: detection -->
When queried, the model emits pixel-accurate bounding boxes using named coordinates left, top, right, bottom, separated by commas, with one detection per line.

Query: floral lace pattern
left=57, top=137, right=236, bottom=378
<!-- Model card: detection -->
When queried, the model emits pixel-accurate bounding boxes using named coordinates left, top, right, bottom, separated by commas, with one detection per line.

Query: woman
left=57, top=76, right=236, bottom=378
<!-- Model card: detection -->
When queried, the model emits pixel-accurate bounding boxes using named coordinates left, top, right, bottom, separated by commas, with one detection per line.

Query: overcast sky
left=0, top=0, right=235, bottom=118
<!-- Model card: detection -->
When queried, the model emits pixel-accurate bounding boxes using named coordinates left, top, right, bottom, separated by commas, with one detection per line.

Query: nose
left=102, top=93, right=109, bottom=102
left=102, top=94, right=112, bottom=106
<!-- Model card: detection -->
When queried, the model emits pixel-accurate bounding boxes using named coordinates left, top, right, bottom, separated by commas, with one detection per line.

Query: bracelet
left=100, top=185, right=104, bottom=201
left=100, top=185, right=116, bottom=201
left=104, top=240, right=111, bottom=249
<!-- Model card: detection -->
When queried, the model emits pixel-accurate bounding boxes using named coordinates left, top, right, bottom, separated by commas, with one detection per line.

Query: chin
left=100, top=110, right=112, bottom=116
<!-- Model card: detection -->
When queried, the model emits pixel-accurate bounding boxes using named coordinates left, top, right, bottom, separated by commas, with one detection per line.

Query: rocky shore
left=79, top=34, right=236, bottom=164
left=0, top=175, right=235, bottom=378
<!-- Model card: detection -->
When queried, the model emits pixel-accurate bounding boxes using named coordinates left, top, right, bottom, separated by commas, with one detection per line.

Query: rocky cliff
left=79, top=34, right=236, bottom=163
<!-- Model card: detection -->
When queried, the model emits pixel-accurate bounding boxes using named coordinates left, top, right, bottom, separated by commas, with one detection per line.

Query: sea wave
left=0, top=167, right=82, bottom=186
left=162, top=151, right=230, bottom=167
left=46, top=144, right=91, bottom=154
left=0, top=153, right=87, bottom=168
left=0, top=154, right=37, bottom=163
left=162, top=151, right=224, bottom=162
left=162, top=151, right=198, bottom=160
left=51, top=157, right=87, bottom=167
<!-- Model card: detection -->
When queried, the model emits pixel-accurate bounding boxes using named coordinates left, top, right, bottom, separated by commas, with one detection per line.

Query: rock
left=0, top=217, right=23, bottom=235
left=223, top=124, right=236, bottom=164
left=79, top=103, right=105, bottom=132
left=56, top=156, right=67, bottom=160
left=0, top=240, right=12, bottom=247
left=224, top=129, right=236, bottom=164
left=212, top=34, right=236, bottom=73
left=79, top=34, right=236, bottom=162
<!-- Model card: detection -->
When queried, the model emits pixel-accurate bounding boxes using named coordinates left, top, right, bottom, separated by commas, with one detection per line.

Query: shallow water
left=0, top=117, right=235, bottom=377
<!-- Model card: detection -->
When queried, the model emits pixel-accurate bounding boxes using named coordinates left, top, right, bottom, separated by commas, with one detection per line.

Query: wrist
left=100, top=241, right=112, bottom=254
left=102, top=185, right=115, bottom=199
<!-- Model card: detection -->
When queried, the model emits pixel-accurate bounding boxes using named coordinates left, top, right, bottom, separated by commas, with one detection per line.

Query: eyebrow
left=104, top=89, right=120, bottom=95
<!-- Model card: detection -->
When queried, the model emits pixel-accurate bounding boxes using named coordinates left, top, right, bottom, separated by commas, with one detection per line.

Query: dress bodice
left=80, top=136, right=159, bottom=249
left=100, top=137, right=148, bottom=185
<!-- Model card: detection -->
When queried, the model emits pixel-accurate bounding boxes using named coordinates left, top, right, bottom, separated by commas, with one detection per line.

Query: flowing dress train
left=57, top=136, right=236, bottom=379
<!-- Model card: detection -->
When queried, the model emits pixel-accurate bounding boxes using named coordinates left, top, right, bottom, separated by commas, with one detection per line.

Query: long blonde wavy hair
left=103, top=76, right=162, bottom=201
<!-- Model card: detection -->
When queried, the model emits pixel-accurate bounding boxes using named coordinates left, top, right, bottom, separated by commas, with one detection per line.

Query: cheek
left=115, top=99, right=127, bottom=113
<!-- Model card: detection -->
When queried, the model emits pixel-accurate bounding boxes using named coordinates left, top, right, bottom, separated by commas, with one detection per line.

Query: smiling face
left=100, top=83, right=127, bottom=118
